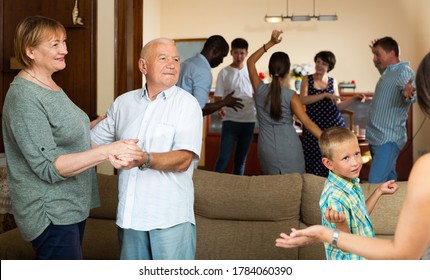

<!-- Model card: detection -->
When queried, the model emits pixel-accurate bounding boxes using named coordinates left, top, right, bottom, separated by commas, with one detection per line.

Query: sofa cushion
left=195, top=216, right=300, bottom=260
left=298, top=222, right=326, bottom=260
left=90, top=173, right=118, bottom=219
left=0, top=228, right=34, bottom=259
left=300, top=173, right=325, bottom=226
left=361, top=181, right=407, bottom=235
left=82, top=218, right=119, bottom=260
left=193, top=169, right=302, bottom=221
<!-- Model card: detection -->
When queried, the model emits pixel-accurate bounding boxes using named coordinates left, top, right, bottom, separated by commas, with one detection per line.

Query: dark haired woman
left=300, top=50, right=366, bottom=177
left=247, top=30, right=322, bottom=175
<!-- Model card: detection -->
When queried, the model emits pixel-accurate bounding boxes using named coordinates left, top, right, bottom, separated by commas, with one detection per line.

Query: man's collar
left=142, top=85, right=176, bottom=100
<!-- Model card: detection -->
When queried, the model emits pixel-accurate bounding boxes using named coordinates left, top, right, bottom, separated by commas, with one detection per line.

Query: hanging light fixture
left=264, top=0, right=337, bottom=22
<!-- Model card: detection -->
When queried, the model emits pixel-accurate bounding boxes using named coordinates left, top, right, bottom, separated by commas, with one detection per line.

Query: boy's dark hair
left=372, top=37, right=400, bottom=57
left=319, top=126, right=357, bottom=159
left=231, top=38, right=248, bottom=50
left=314, top=51, right=336, bottom=72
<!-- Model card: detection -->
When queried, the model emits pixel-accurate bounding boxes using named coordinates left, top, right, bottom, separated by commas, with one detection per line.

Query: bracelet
left=138, top=152, right=151, bottom=170
left=263, top=44, right=267, bottom=52
left=332, top=228, right=339, bottom=249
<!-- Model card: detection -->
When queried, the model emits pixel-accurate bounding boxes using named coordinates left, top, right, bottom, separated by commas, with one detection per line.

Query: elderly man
left=91, top=38, right=203, bottom=260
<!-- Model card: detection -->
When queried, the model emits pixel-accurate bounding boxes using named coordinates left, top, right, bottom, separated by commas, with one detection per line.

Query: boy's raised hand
left=325, top=206, right=346, bottom=224
left=379, top=180, right=400, bottom=195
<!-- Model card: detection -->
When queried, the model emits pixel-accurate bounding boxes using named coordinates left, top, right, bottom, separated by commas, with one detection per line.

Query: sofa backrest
left=360, top=181, right=407, bottom=235
left=193, top=169, right=303, bottom=259
left=300, top=173, right=325, bottom=226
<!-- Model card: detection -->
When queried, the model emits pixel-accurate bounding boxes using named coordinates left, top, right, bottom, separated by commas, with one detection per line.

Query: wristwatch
left=138, top=152, right=151, bottom=170
left=332, top=228, right=339, bottom=249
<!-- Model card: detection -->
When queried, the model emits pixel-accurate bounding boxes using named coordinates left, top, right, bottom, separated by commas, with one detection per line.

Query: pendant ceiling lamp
left=264, top=0, right=338, bottom=22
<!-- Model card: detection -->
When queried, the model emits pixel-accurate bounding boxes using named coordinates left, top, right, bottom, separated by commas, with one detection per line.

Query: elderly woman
left=2, top=15, right=143, bottom=259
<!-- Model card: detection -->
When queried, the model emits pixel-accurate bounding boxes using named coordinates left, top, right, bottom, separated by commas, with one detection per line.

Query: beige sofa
left=0, top=169, right=406, bottom=260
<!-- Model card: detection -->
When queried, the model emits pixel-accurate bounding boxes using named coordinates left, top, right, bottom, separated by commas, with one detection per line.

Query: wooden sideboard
left=0, top=0, right=97, bottom=153
left=203, top=113, right=262, bottom=176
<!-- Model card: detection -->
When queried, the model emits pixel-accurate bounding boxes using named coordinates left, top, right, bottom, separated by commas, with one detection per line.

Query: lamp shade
left=291, top=15, right=311, bottom=21
left=317, top=14, right=338, bottom=21
left=265, top=15, right=283, bottom=23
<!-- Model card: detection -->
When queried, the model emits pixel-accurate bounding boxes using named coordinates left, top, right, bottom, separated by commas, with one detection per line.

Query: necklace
left=23, top=69, right=55, bottom=91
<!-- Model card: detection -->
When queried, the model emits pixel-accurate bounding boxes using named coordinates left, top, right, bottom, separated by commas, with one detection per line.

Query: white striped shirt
left=366, top=61, right=416, bottom=149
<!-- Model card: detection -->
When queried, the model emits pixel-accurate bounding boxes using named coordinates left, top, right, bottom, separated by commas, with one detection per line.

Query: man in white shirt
left=213, top=38, right=256, bottom=175
left=91, top=38, right=203, bottom=260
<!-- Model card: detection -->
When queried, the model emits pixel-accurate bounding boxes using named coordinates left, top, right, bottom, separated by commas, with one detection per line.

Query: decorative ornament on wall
left=72, top=0, right=84, bottom=25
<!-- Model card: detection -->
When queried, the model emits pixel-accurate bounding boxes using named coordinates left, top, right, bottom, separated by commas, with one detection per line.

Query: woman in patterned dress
left=300, top=51, right=365, bottom=177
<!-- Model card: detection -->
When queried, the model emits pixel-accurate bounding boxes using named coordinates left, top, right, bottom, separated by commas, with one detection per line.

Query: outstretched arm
left=337, top=93, right=367, bottom=111
left=290, top=95, right=322, bottom=138
left=202, top=91, right=243, bottom=116
left=366, top=180, right=399, bottom=214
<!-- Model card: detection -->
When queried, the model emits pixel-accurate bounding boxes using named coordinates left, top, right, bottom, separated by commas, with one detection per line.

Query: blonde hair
left=14, top=15, right=66, bottom=68
left=319, top=126, right=357, bottom=159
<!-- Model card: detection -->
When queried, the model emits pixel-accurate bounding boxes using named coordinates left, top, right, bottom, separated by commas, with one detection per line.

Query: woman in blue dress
left=300, top=51, right=365, bottom=177
left=247, top=30, right=322, bottom=175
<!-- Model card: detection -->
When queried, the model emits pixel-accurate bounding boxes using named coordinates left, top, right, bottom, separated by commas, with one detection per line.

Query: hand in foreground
left=223, top=91, right=244, bottom=111
left=403, top=78, right=416, bottom=100
left=379, top=180, right=400, bottom=195
left=325, top=206, right=346, bottom=224
left=275, top=226, right=326, bottom=248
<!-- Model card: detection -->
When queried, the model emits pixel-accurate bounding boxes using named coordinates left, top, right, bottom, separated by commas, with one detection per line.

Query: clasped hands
left=108, top=139, right=146, bottom=170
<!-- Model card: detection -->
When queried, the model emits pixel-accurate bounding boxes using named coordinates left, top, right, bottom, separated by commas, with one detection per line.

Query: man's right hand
left=223, top=91, right=244, bottom=111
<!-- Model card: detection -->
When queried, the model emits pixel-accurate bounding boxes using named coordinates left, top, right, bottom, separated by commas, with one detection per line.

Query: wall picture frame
left=174, top=38, right=207, bottom=63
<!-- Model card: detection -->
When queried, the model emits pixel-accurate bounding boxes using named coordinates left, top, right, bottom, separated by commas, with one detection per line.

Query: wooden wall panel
left=0, top=0, right=97, bottom=152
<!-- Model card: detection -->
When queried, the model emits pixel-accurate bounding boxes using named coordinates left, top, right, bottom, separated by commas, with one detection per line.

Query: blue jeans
left=214, top=121, right=255, bottom=175
left=368, top=142, right=400, bottom=183
left=118, top=222, right=196, bottom=260
left=31, top=220, right=86, bottom=260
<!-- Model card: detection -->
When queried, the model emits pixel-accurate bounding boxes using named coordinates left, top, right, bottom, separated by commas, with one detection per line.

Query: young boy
left=318, top=126, right=399, bottom=260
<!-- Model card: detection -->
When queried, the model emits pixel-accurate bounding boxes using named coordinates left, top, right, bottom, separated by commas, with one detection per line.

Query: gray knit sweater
left=2, top=77, right=99, bottom=241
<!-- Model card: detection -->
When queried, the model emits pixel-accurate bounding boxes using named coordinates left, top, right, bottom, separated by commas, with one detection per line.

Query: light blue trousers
left=118, top=222, right=196, bottom=260
left=368, top=142, right=400, bottom=183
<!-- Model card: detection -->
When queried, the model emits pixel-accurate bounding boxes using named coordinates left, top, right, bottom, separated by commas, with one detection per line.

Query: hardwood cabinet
left=203, top=112, right=262, bottom=175
left=0, top=0, right=97, bottom=153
